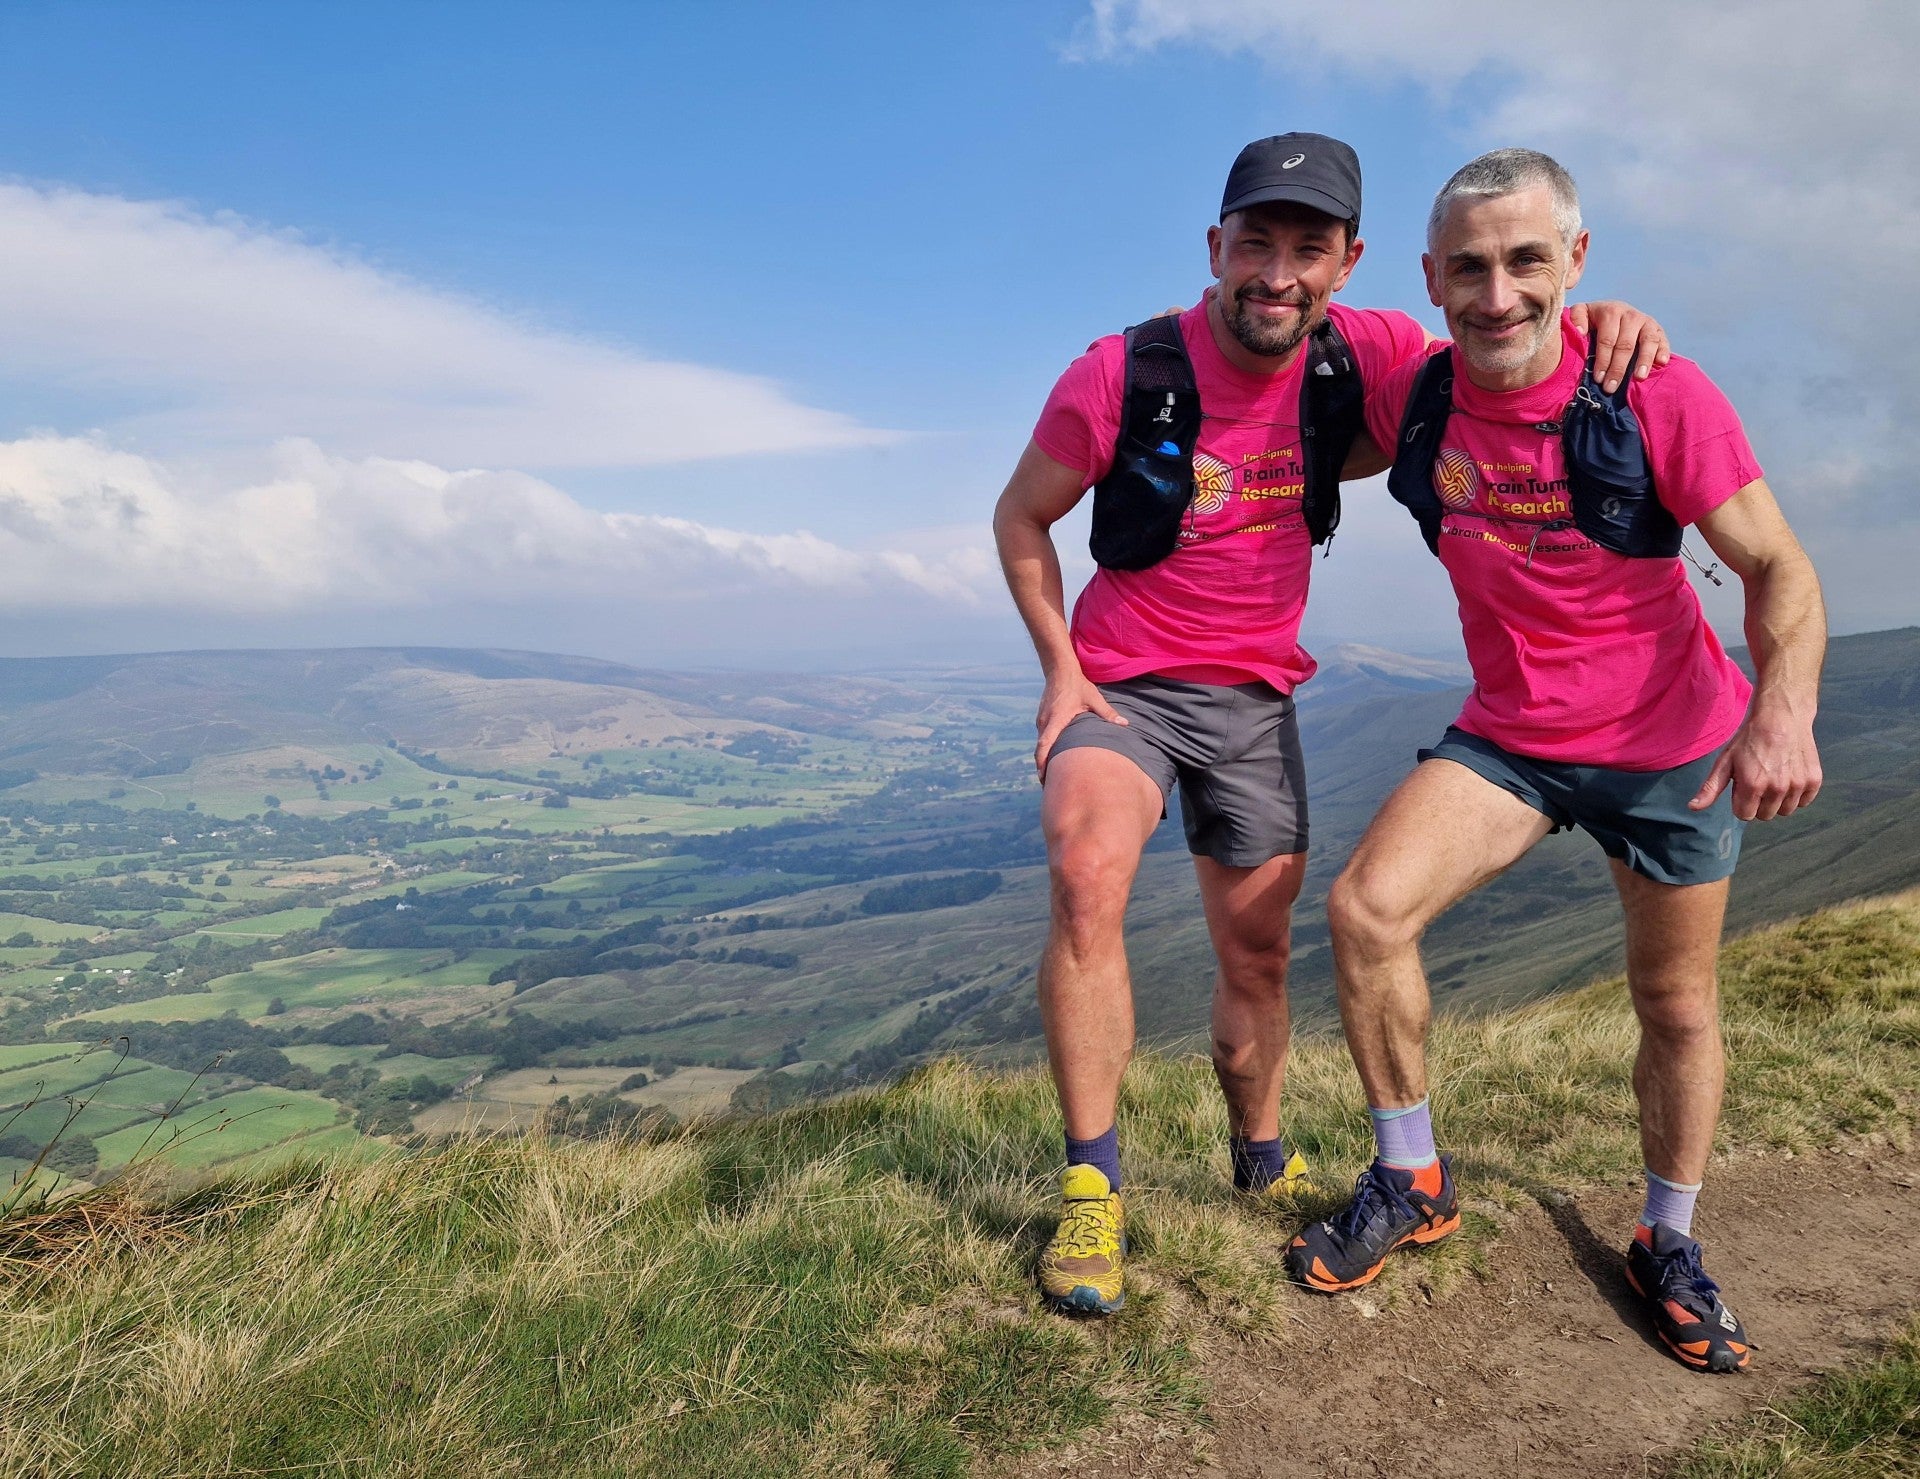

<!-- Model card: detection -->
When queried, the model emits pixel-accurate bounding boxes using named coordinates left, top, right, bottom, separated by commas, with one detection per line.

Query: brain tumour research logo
left=1190, top=452, right=1233, bottom=516
left=1434, top=447, right=1480, bottom=509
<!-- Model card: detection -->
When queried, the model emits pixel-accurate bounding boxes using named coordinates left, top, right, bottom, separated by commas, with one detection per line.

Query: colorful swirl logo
left=1190, top=452, right=1233, bottom=515
left=1435, top=447, right=1479, bottom=509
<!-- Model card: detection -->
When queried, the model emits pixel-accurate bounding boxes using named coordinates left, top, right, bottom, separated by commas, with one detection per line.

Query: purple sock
left=1065, top=1125, right=1121, bottom=1190
left=1369, top=1099, right=1437, bottom=1169
left=1229, top=1135, right=1292, bottom=1192
left=1639, top=1168, right=1701, bottom=1236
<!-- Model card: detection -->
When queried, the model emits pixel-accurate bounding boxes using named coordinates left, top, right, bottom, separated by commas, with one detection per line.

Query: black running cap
left=1220, top=133, right=1361, bottom=230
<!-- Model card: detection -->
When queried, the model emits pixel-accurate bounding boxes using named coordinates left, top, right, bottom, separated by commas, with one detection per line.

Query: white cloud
left=0, top=182, right=891, bottom=469
left=1070, top=3, right=1919, bottom=365
left=1069, top=2, right=1920, bottom=632
left=0, top=435, right=994, bottom=614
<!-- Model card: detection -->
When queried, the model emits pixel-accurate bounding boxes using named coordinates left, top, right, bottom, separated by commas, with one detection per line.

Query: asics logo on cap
left=1282, top=154, right=1306, bottom=168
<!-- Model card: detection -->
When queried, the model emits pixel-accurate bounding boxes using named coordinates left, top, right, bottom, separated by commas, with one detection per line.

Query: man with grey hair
left=1426, top=147, right=1583, bottom=256
left=1285, top=148, right=1825, bottom=1375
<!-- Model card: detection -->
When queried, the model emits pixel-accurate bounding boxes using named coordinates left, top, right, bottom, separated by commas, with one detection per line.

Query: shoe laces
left=1658, top=1238, right=1722, bottom=1311
left=1331, top=1163, right=1415, bottom=1240
left=1054, top=1197, right=1119, bottom=1258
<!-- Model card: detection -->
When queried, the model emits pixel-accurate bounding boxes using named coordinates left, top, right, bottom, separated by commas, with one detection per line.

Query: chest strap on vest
left=1300, top=316, right=1364, bottom=553
left=1386, top=344, right=1682, bottom=561
left=1087, top=315, right=1202, bottom=572
left=1089, top=313, right=1366, bottom=571
left=1562, top=353, right=1682, bottom=558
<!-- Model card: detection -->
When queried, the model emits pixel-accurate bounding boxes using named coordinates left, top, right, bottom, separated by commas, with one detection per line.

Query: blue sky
left=0, top=2, right=1912, bottom=668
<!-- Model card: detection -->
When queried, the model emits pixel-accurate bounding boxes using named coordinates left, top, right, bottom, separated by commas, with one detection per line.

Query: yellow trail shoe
left=1231, top=1138, right=1316, bottom=1200
left=1038, top=1165, right=1126, bottom=1315
left=1258, top=1147, right=1316, bottom=1200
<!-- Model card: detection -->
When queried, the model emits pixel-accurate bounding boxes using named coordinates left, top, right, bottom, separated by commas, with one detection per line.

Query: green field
left=281, top=1043, right=383, bottom=1074
left=74, top=1064, right=220, bottom=1121
left=89, top=1085, right=345, bottom=1172
left=0, top=1049, right=153, bottom=1108
left=75, top=947, right=522, bottom=1025
left=356, top=870, right=497, bottom=899
left=1, top=1052, right=243, bottom=1155
left=364, top=1052, right=492, bottom=1086
left=226, top=1121, right=388, bottom=1170
left=0, top=912, right=93, bottom=942
left=0, top=1041, right=91, bottom=1072
left=196, top=906, right=333, bottom=937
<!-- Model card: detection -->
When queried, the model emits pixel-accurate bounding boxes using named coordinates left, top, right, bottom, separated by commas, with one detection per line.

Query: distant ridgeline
left=0, top=632, right=1913, bottom=1194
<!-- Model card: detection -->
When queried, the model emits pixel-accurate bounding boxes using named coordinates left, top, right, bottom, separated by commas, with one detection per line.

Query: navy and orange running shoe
left=1284, top=1155, right=1459, bottom=1292
left=1625, top=1224, right=1752, bottom=1373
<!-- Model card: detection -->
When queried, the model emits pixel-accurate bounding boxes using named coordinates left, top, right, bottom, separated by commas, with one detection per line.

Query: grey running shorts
left=1047, top=675, right=1308, bottom=867
left=1418, top=725, right=1744, bottom=886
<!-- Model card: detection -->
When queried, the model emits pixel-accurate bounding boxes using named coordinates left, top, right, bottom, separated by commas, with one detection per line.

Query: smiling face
left=1206, top=201, right=1363, bottom=370
left=1424, top=183, right=1589, bottom=389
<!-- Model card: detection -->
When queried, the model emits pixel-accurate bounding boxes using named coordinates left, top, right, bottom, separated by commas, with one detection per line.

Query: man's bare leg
left=1326, top=760, right=1554, bottom=1109
left=1037, top=746, right=1165, bottom=1140
left=1288, top=760, right=1555, bottom=1291
left=1195, top=851, right=1307, bottom=1141
left=1612, top=860, right=1754, bottom=1371
left=1613, top=861, right=1730, bottom=1189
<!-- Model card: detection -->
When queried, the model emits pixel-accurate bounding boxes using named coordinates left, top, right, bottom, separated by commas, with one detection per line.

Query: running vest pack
left=1087, top=314, right=1364, bottom=572
left=1385, top=346, right=1682, bottom=560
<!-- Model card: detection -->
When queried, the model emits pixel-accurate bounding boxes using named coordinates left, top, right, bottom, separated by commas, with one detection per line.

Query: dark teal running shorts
left=1418, top=726, right=1743, bottom=886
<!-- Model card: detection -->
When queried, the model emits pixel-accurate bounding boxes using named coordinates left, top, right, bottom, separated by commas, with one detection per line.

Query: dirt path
left=1037, top=1141, right=1920, bottom=1479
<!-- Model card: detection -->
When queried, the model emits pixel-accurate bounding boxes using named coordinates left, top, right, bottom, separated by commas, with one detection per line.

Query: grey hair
left=1426, top=148, right=1582, bottom=251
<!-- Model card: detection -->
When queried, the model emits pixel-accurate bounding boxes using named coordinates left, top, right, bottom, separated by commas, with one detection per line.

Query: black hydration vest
left=1385, top=346, right=1682, bottom=561
left=1087, top=314, right=1365, bottom=572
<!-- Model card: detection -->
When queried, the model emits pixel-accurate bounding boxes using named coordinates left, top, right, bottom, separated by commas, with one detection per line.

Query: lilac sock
left=1065, top=1125, right=1122, bottom=1190
left=1369, top=1099, right=1437, bottom=1169
left=1639, top=1168, right=1701, bottom=1236
left=1229, top=1134, right=1292, bottom=1192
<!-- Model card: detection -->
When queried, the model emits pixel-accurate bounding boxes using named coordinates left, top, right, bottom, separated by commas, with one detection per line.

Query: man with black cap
left=992, top=132, right=1667, bottom=1316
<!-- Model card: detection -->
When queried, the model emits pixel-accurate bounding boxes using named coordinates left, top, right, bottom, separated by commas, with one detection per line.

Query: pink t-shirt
left=1362, top=312, right=1759, bottom=771
left=1035, top=299, right=1429, bottom=693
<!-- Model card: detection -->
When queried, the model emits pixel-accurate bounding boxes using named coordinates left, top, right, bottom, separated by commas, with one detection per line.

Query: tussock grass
left=2, top=893, right=1919, bottom=1476
left=1671, top=1316, right=1920, bottom=1477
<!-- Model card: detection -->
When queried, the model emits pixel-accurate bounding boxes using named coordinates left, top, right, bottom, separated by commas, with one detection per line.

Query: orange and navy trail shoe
left=1037, top=1165, right=1126, bottom=1315
left=1625, top=1224, right=1752, bottom=1373
left=1284, top=1155, right=1459, bottom=1292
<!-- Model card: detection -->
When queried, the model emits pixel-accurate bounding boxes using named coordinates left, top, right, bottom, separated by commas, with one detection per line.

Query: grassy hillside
left=1676, top=1314, right=1920, bottom=1477
left=4, top=891, right=1917, bottom=1478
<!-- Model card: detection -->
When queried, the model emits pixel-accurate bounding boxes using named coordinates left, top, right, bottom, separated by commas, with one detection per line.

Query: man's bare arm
left=992, top=439, right=1129, bottom=778
left=1688, top=478, right=1827, bottom=821
left=1568, top=301, right=1672, bottom=393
